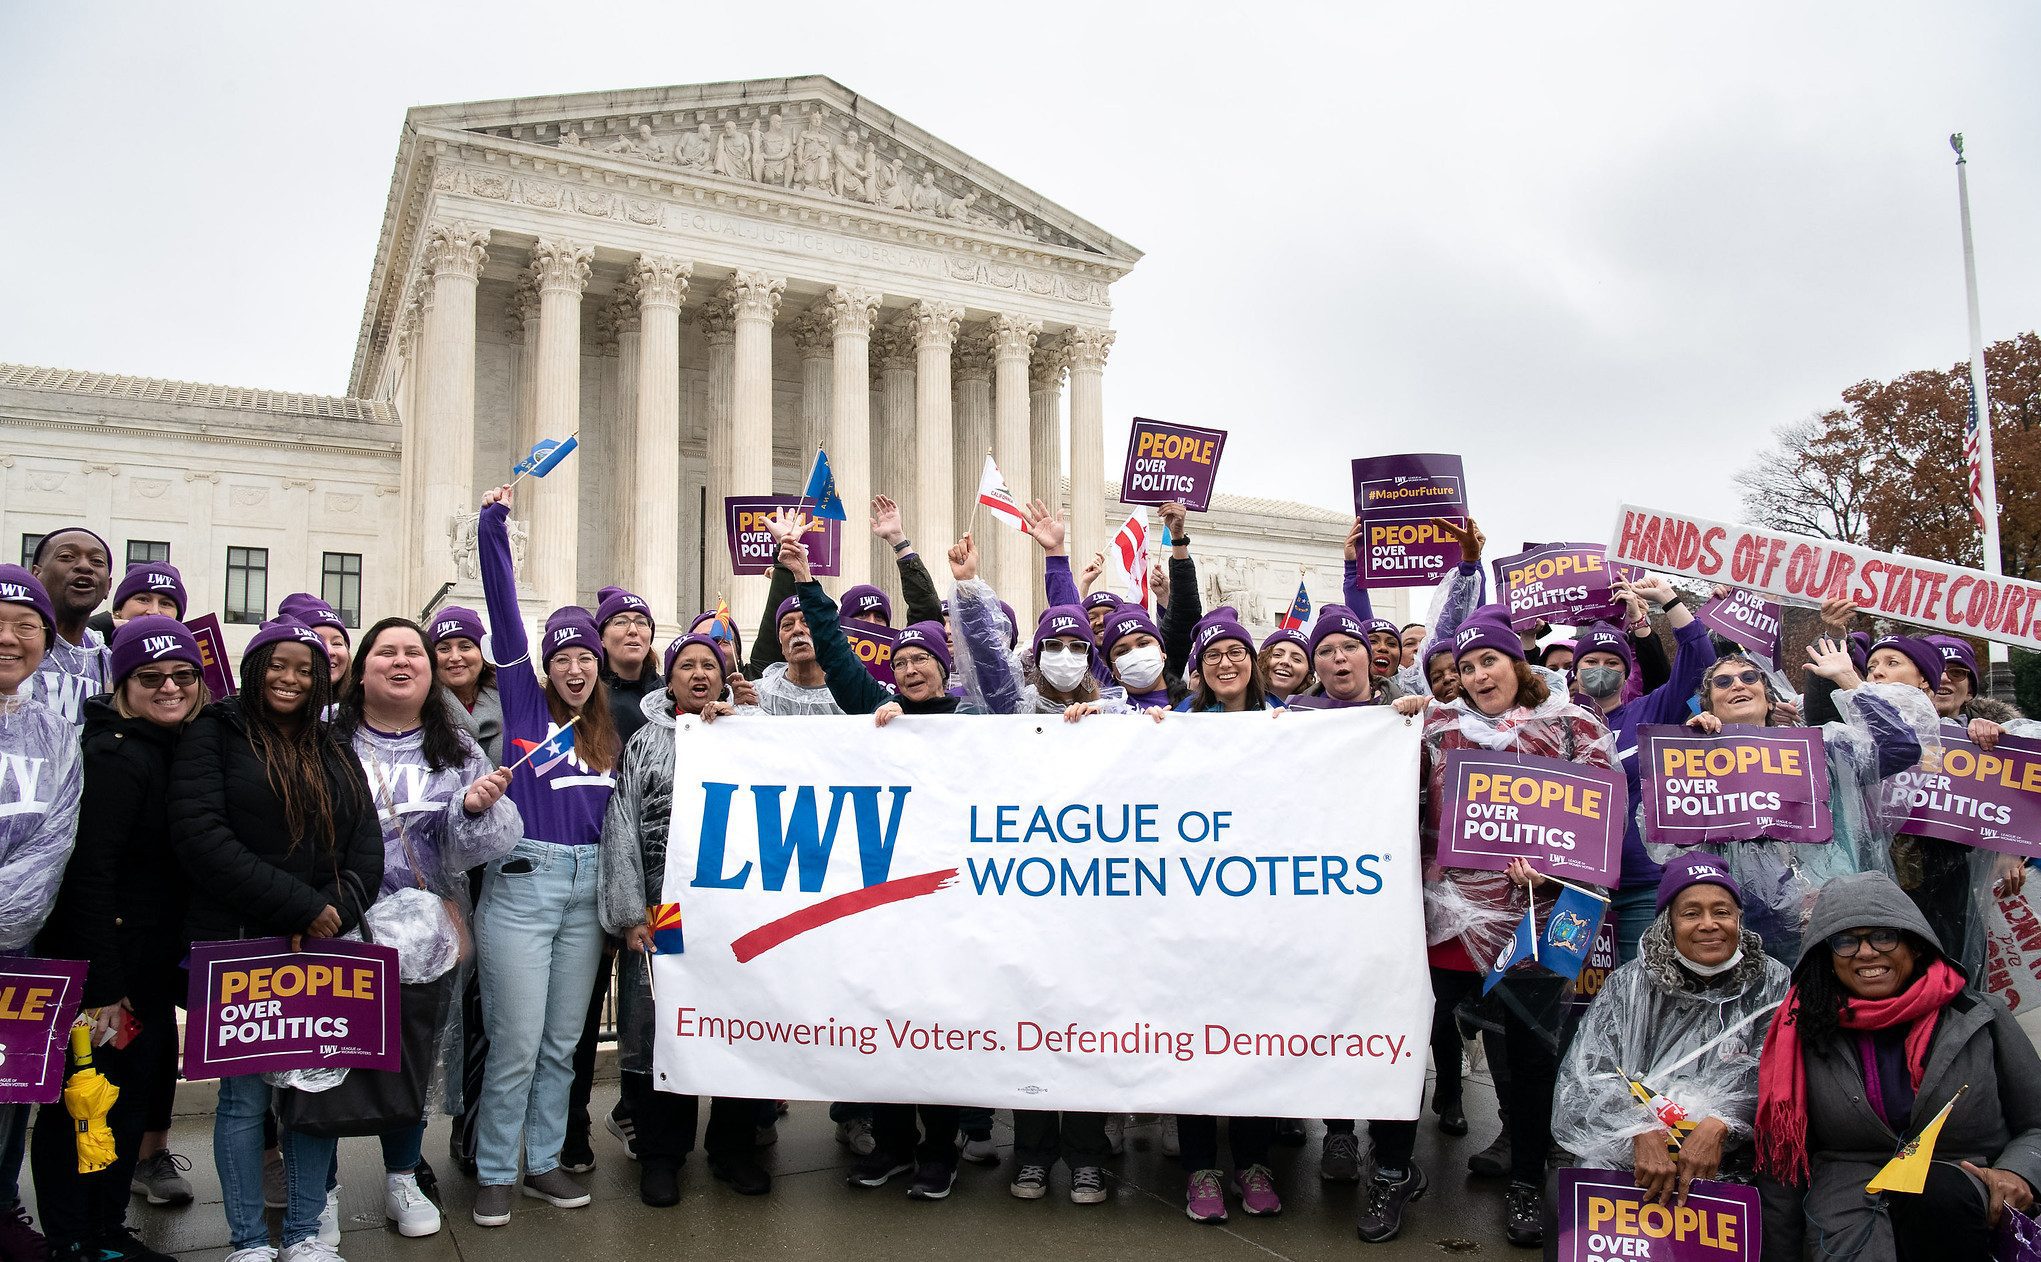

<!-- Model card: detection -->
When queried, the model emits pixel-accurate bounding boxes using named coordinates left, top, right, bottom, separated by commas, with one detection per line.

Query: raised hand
left=1686, top=711, right=1724, bottom=734
left=1435, top=517, right=1486, bottom=565
left=948, top=533, right=979, bottom=582
left=1345, top=516, right=1364, bottom=562
left=764, top=508, right=809, bottom=547
left=1627, top=574, right=1676, bottom=606
left=1804, top=636, right=1861, bottom=686
left=870, top=495, right=904, bottom=544
left=1079, top=551, right=1106, bottom=593
left=1149, top=562, right=1170, bottom=604
left=1818, top=596, right=1860, bottom=632
left=483, top=483, right=515, bottom=511
left=777, top=536, right=813, bottom=584
left=1159, top=500, right=1188, bottom=542
left=1023, top=499, right=1067, bottom=554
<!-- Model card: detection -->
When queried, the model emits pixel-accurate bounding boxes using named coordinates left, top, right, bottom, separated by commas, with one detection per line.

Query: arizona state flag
left=647, top=903, right=685, bottom=955
left=1867, top=1085, right=1968, bottom=1194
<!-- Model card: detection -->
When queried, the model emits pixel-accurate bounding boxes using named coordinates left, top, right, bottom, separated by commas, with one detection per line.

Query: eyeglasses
left=607, top=615, right=653, bottom=631
left=132, top=668, right=200, bottom=691
left=0, top=618, right=45, bottom=641
left=1203, top=646, right=1251, bottom=666
left=1826, top=928, right=1902, bottom=958
left=1709, top=669, right=1765, bottom=690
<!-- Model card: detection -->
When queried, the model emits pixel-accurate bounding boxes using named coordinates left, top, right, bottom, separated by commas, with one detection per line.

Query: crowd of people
left=0, top=482, right=2037, bottom=1262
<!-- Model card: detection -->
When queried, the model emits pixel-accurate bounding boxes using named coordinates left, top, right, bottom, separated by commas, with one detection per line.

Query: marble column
left=825, top=286, right=882, bottom=589
left=790, top=306, right=834, bottom=461
left=395, top=282, right=428, bottom=604
left=873, top=321, right=917, bottom=604
left=527, top=237, right=592, bottom=613
left=910, top=301, right=962, bottom=563
left=1065, top=326, right=1116, bottom=585
left=414, top=222, right=489, bottom=611
left=698, top=297, right=736, bottom=610
left=633, top=254, right=691, bottom=626
left=951, top=333, right=994, bottom=540
left=602, top=284, right=641, bottom=593
left=720, top=270, right=785, bottom=618
left=508, top=279, right=541, bottom=525
left=1029, top=338, right=1068, bottom=598
left=988, top=314, right=1040, bottom=613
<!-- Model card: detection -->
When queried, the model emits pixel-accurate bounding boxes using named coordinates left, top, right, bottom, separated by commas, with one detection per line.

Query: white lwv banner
left=653, top=708, right=1431, bottom=1118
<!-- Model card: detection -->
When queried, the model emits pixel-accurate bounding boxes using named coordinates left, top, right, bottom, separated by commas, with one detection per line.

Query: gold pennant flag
left=1867, top=1084, right=1969, bottom=1195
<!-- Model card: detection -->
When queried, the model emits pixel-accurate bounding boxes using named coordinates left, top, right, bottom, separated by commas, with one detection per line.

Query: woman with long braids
left=170, top=620, right=382, bottom=1262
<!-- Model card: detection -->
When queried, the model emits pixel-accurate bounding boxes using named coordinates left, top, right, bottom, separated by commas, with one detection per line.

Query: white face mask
left=1038, top=646, right=1090, bottom=692
left=1676, top=946, right=1744, bottom=977
left=1115, top=644, right=1165, bottom=691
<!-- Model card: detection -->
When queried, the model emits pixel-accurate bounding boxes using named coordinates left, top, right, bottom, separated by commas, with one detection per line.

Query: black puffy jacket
left=169, top=697, right=382, bottom=945
left=35, top=696, right=190, bottom=1010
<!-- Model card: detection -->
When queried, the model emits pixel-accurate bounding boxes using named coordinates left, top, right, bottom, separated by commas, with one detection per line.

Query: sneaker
left=1009, top=1164, right=1049, bottom=1200
left=1160, top=1114, right=1181, bottom=1157
left=1504, top=1181, right=1543, bottom=1246
left=521, top=1167, right=591, bottom=1208
left=1356, top=1163, right=1428, bottom=1244
left=1102, top=1113, right=1126, bottom=1155
left=1321, top=1130, right=1364, bottom=1183
left=1468, top=1128, right=1511, bottom=1178
left=90, top=1225, right=177, bottom=1262
left=639, top=1160, right=680, bottom=1208
left=559, top=1118, right=595, bottom=1174
left=1274, top=1118, right=1307, bottom=1147
left=906, top=1162, right=958, bottom=1201
left=1184, top=1169, right=1227, bottom=1224
left=262, top=1150, right=287, bottom=1210
left=0, top=1205, right=45, bottom=1262
left=130, top=1151, right=196, bottom=1206
left=471, top=1184, right=513, bottom=1228
left=279, top=1242, right=341, bottom=1262
left=1233, top=1164, right=1282, bottom=1217
left=1435, top=1101, right=1469, bottom=1136
left=753, top=1121, right=779, bottom=1148
left=223, top=1250, right=278, bottom=1262
left=834, top=1116, right=877, bottom=1156
left=1070, top=1166, right=1108, bottom=1205
left=606, top=1105, right=640, bottom=1161
left=710, top=1155, right=772, bottom=1196
left=846, top=1151, right=912, bottom=1188
left=317, top=1188, right=341, bottom=1247
left=410, top=1157, right=438, bottom=1205
left=383, top=1173, right=441, bottom=1238
left=957, top=1130, right=999, bottom=1166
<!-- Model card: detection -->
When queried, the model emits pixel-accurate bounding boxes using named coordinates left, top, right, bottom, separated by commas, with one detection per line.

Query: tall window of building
left=225, top=546, right=269, bottom=625
left=127, top=540, right=171, bottom=566
left=19, top=535, right=43, bottom=568
left=321, top=552, right=362, bottom=629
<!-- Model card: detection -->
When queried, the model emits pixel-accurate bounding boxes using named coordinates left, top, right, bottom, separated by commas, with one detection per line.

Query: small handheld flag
left=647, top=903, right=685, bottom=955
left=1110, top=511, right=1150, bottom=606
left=1538, top=883, right=1609, bottom=982
left=1482, top=895, right=1539, bottom=996
left=512, top=435, right=579, bottom=482
left=1629, top=1079, right=1698, bottom=1153
left=1280, top=578, right=1311, bottom=631
left=1867, top=1085, right=1969, bottom=1194
left=976, top=453, right=1030, bottom=533
left=707, top=598, right=736, bottom=644
left=509, top=718, right=579, bottom=776
left=802, top=449, right=847, bottom=522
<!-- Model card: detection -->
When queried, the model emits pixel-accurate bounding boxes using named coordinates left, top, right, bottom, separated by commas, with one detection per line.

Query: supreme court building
left=0, top=77, right=1402, bottom=649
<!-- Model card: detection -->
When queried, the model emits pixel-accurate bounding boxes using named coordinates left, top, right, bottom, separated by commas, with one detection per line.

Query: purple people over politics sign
left=184, top=937, right=402, bottom=1080
left=1884, top=730, right=2041, bottom=861
left=725, top=496, right=842, bottom=577
left=1642, top=725, right=1832, bottom=846
left=0, top=959, right=87, bottom=1104
left=1437, top=749, right=1627, bottom=887
left=1120, top=418, right=1228, bottom=512
left=1350, top=454, right=1471, bottom=589
left=1554, top=1168, right=1760, bottom=1262
left=1492, top=543, right=1638, bottom=631
left=1694, top=588, right=1783, bottom=662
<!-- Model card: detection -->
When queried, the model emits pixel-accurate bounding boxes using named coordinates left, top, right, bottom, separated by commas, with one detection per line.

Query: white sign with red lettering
left=1610, top=505, right=2041, bottom=653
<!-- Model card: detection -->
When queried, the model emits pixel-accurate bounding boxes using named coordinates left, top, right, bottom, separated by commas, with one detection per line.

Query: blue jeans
left=279, top=1123, right=337, bottom=1250
left=1614, top=884, right=1657, bottom=965
left=381, top=1122, right=426, bottom=1174
left=214, top=1075, right=278, bottom=1251
left=474, top=839, right=603, bottom=1186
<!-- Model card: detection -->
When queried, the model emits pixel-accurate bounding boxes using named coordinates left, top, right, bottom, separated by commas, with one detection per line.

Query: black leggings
left=1889, top=1160, right=1992, bottom=1260
left=873, top=1103, right=963, bottom=1169
left=1176, top=1116, right=1276, bottom=1173
left=618, top=1073, right=755, bottom=1164
left=30, top=1014, right=171, bottom=1246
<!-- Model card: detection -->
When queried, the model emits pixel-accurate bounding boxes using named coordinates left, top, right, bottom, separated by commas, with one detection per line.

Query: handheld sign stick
left=507, top=715, right=580, bottom=772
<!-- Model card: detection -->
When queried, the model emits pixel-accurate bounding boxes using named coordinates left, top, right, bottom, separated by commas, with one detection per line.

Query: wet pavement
left=34, top=1060, right=1525, bottom=1260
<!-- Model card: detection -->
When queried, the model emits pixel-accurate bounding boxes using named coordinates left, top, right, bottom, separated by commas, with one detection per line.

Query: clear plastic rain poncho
left=1946, top=712, right=2041, bottom=987
left=1392, top=562, right=1488, bottom=700
left=600, top=689, right=683, bottom=1077
left=949, top=577, right=1129, bottom=716
left=1553, top=915, right=1790, bottom=1170
left=1643, top=680, right=1934, bottom=965
left=0, top=694, right=83, bottom=952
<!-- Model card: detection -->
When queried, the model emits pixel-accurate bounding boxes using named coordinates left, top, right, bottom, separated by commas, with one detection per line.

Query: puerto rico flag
left=976, top=454, right=1029, bottom=533
left=1110, top=511, right=1149, bottom=606
left=647, top=903, right=685, bottom=954
left=511, top=725, right=577, bottom=777
left=1280, top=579, right=1311, bottom=631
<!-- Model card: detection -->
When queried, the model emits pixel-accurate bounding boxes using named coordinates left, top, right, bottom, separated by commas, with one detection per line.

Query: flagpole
left=1952, top=134, right=2007, bottom=678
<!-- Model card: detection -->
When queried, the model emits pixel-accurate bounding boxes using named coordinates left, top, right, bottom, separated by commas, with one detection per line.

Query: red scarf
left=1755, top=958, right=1965, bottom=1184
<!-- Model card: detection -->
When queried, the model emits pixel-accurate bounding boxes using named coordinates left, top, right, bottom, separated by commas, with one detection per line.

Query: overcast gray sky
left=5, top=1, right=2036, bottom=554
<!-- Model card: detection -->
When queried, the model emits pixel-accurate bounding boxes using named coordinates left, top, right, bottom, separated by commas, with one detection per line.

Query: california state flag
left=976, top=453, right=1029, bottom=533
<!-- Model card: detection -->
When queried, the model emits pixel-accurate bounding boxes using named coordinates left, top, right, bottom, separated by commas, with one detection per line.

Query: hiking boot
left=1356, top=1163, right=1428, bottom=1244
left=130, top=1151, right=195, bottom=1206
left=639, top=1160, right=680, bottom=1208
left=710, top=1155, right=772, bottom=1196
left=1233, top=1164, right=1282, bottom=1217
left=1184, top=1169, right=1227, bottom=1224
left=471, top=1184, right=513, bottom=1228
left=1321, top=1130, right=1364, bottom=1183
left=520, top=1168, right=591, bottom=1208
left=1009, top=1164, right=1048, bottom=1200
left=1505, top=1181, right=1544, bottom=1247
left=846, top=1151, right=912, bottom=1188
left=1070, top=1165, right=1107, bottom=1205
left=383, top=1172, right=441, bottom=1238
left=834, top=1116, right=877, bottom=1156
left=906, top=1162, right=957, bottom=1201
left=1468, top=1127, right=1511, bottom=1177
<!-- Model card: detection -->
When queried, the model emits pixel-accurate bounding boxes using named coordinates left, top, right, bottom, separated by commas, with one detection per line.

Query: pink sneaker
left=1233, top=1164, right=1283, bottom=1216
left=1184, top=1169, right=1228, bottom=1223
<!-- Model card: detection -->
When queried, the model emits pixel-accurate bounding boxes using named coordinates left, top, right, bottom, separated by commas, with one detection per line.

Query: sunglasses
left=1709, top=669, right=1765, bottom=690
left=1826, top=928, right=1903, bottom=958
left=132, top=667, right=201, bottom=690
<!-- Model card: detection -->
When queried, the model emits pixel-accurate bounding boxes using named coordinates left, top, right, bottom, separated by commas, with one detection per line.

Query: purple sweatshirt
left=479, top=502, right=615, bottom=845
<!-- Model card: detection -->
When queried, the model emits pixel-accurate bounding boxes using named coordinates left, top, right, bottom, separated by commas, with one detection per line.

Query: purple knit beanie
left=1082, top=592, right=1122, bottom=615
left=1102, top=608, right=1161, bottom=657
left=688, top=609, right=744, bottom=665
left=894, top=620, right=952, bottom=675
left=1847, top=631, right=1872, bottom=673
left=841, top=584, right=892, bottom=625
left=1032, top=605, right=1096, bottom=658
left=541, top=608, right=602, bottom=666
left=1260, top=627, right=1308, bottom=657
left=595, top=586, right=654, bottom=634
left=278, top=594, right=348, bottom=643
left=775, top=595, right=803, bottom=626
left=1192, top=616, right=1254, bottom=665
left=1453, top=616, right=1526, bottom=664
left=1656, top=852, right=1743, bottom=914
left=427, top=606, right=486, bottom=649
left=663, top=632, right=730, bottom=685
left=113, top=562, right=188, bottom=618
left=1868, top=635, right=1943, bottom=689
left=1308, top=604, right=1369, bottom=658
left=0, top=565, right=57, bottom=641
left=1925, top=635, right=1980, bottom=686
left=242, top=619, right=329, bottom=674
left=108, top=615, right=202, bottom=686
left=1572, top=623, right=1637, bottom=678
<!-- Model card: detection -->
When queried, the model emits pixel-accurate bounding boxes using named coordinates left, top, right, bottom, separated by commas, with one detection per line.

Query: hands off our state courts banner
left=1493, top=544, right=1637, bottom=631
left=1436, top=749, right=1627, bottom=886
left=1350, top=454, right=1470, bottom=589
left=184, top=938, right=402, bottom=1080
left=0, top=959, right=87, bottom=1103
left=1642, top=724, right=1831, bottom=845
left=1554, top=1168, right=1759, bottom=1262
left=724, top=496, right=842, bottom=577
left=653, top=709, right=1430, bottom=1117
left=1120, top=418, right=1227, bottom=512
left=1610, top=504, right=2041, bottom=652
left=1883, top=730, right=2041, bottom=860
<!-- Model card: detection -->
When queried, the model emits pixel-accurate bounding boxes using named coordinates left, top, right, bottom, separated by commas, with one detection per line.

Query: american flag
left=1110, top=511, right=1149, bottom=606
left=1964, top=384, right=1987, bottom=530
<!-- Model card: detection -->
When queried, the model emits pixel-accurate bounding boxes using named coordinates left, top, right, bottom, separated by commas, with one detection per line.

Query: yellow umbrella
left=62, top=1021, right=119, bottom=1174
